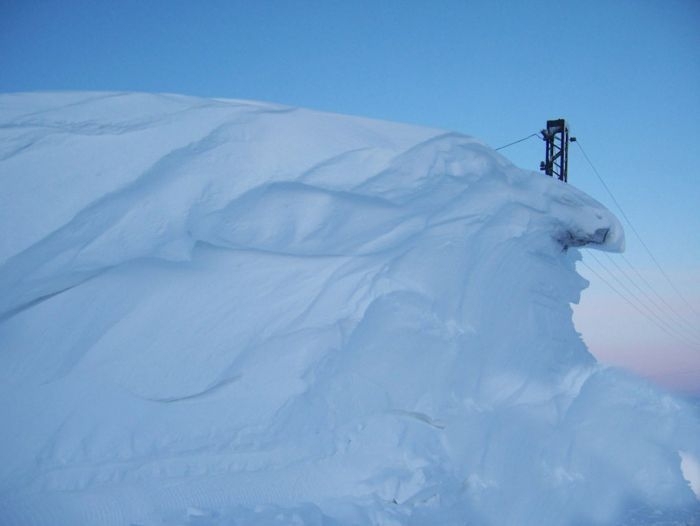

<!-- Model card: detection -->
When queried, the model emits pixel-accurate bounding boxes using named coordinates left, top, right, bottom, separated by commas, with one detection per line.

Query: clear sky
left=2, top=0, right=699, bottom=394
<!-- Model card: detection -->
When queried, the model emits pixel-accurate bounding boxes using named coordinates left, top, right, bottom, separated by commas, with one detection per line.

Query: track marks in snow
left=0, top=280, right=86, bottom=324
left=387, top=410, right=446, bottom=430
left=134, top=375, right=243, bottom=404
left=0, top=135, right=36, bottom=161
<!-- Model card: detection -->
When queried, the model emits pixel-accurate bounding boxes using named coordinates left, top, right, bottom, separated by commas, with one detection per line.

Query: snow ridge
left=0, top=92, right=697, bottom=525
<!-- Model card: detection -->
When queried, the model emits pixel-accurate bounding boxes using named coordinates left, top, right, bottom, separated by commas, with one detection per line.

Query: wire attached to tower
left=496, top=121, right=700, bottom=350
left=494, top=133, right=541, bottom=151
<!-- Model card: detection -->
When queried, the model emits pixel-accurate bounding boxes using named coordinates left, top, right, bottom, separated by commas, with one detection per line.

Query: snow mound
left=0, top=92, right=698, bottom=525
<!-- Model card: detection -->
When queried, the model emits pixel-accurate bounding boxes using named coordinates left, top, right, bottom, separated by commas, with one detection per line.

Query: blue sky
left=2, top=0, right=699, bottom=393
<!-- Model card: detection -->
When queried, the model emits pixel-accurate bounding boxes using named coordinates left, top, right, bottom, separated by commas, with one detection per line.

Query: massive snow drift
left=0, top=92, right=698, bottom=525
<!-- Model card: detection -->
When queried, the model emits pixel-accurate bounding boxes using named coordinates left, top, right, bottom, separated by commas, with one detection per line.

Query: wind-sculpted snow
left=0, top=92, right=698, bottom=525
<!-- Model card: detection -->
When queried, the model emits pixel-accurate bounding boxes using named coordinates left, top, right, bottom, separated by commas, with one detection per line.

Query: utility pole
left=540, top=119, right=574, bottom=183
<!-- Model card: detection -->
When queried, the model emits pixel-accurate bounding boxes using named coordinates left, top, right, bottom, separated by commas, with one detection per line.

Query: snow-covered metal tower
left=540, top=119, right=571, bottom=182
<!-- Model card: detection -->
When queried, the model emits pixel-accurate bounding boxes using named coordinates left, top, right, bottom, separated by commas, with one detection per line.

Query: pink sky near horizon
left=574, top=261, right=700, bottom=397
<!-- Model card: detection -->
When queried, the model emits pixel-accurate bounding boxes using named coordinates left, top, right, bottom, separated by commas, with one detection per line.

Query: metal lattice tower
left=539, top=119, right=571, bottom=182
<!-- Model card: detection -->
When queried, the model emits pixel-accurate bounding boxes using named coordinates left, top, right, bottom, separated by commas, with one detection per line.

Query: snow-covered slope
left=0, top=92, right=698, bottom=525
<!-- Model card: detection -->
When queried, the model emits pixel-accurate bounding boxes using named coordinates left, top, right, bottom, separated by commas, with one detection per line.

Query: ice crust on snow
left=0, top=92, right=698, bottom=525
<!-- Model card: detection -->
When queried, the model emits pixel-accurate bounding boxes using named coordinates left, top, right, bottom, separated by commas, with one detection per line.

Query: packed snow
left=0, top=92, right=698, bottom=525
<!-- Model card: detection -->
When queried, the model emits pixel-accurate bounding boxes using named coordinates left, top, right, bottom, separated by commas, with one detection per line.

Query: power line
left=579, top=258, right=668, bottom=337
left=580, top=259, right=700, bottom=351
left=574, top=139, right=700, bottom=320
left=617, top=252, right=700, bottom=338
left=603, top=251, right=700, bottom=341
left=494, top=122, right=699, bottom=347
left=585, top=251, right=700, bottom=347
left=495, top=132, right=541, bottom=151
left=588, top=251, right=673, bottom=333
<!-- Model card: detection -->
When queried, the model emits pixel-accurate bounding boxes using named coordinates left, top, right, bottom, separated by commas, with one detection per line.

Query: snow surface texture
left=0, top=92, right=698, bottom=526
